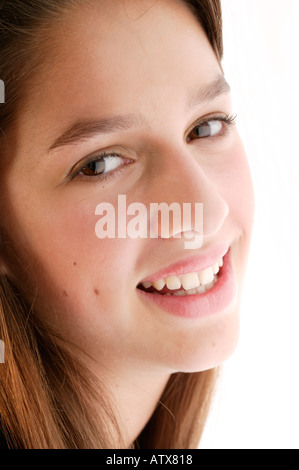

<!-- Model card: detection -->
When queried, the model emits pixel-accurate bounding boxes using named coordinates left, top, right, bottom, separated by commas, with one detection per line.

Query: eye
left=69, top=150, right=135, bottom=183
left=186, top=115, right=236, bottom=142
left=78, top=152, right=124, bottom=177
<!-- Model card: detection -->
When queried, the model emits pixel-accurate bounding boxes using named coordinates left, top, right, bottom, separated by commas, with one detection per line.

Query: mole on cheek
left=63, top=290, right=68, bottom=297
left=94, top=289, right=99, bottom=296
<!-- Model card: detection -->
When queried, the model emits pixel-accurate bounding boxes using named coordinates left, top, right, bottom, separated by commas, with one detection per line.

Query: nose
left=148, top=145, right=229, bottom=240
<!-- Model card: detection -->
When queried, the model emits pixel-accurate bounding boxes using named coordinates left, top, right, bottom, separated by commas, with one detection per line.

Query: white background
left=199, top=0, right=299, bottom=449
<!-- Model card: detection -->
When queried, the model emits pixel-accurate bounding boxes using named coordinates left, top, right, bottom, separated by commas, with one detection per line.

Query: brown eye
left=80, top=159, right=106, bottom=176
left=187, top=119, right=224, bottom=142
left=79, top=154, right=124, bottom=177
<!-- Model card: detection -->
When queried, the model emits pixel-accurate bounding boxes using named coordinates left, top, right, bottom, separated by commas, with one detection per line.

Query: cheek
left=2, top=186, right=136, bottom=317
left=222, top=138, right=255, bottom=233
left=221, top=139, right=255, bottom=287
left=38, top=204, right=134, bottom=289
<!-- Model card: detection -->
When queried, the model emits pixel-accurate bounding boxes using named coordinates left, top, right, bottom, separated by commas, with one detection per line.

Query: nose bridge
left=148, top=146, right=229, bottom=239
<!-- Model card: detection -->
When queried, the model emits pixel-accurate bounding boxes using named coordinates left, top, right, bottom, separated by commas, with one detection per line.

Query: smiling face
left=0, top=0, right=254, bottom=377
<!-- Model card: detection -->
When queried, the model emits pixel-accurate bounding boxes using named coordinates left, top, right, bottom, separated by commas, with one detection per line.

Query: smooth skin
left=0, top=0, right=254, bottom=445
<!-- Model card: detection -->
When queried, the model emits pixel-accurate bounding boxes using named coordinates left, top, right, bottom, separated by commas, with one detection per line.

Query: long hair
left=0, top=0, right=222, bottom=449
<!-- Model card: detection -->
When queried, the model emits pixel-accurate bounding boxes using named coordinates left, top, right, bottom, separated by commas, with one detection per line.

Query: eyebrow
left=49, top=113, right=146, bottom=151
left=49, top=74, right=230, bottom=151
left=187, top=74, right=231, bottom=109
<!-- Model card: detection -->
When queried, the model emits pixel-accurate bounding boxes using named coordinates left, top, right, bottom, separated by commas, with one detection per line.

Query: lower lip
left=136, top=250, right=236, bottom=319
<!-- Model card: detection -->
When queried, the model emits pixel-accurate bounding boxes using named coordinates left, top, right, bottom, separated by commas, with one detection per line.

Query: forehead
left=17, top=0, right=221, bottom=149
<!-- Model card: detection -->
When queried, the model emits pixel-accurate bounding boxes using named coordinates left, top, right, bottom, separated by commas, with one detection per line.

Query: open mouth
left=137, top=257, right=224, bottom=297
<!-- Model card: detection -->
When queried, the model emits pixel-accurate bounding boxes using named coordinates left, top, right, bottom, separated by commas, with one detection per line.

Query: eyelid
left=186, top=112, right=237, bottom=139
left=68, top=150, right=133, bottom=183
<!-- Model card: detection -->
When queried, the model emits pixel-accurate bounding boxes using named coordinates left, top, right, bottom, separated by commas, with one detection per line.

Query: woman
left=0, top=0, right=254, bottom=449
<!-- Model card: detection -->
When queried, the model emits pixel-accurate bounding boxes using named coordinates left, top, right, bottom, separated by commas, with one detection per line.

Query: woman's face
left=0, top=0, right=254, bottom=375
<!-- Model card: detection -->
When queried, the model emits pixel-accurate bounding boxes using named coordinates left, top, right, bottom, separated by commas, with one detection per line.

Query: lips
left=138, top=257, right=223, bottom=295
left=137, top=242, right=229, bottom=288
left=136, top=247, right=236, bottom=319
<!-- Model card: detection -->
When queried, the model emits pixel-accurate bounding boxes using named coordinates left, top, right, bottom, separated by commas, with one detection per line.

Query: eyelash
left=188, top=113, right=237, bottom=141
left=71, top=151, right=128, bottom=184
left=70, top=113, right=237, bottom=183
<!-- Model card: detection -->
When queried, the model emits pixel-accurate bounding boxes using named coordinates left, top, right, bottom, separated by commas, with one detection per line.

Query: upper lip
left=138, top=242, right=229, bottom=284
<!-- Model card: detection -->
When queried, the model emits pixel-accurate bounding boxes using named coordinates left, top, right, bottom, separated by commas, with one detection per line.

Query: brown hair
left=0, top=0, right=222, bottom=449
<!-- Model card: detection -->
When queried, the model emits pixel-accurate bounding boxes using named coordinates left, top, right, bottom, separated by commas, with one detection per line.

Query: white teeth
left=204, top=280, right=214, bottom=291
left=186, top=288, right=198, bottom=295
left=166, top=276, right=181, bottom=290
left=152, top=279, right=165, bottom=291
left=180, top=272, right=200, bottom=290
left=196, top=285, right=206, bottom=294
left=173, top=289, right=186, bottom=296
left=198, top=266, right=214, bottom=286
left=173, top=288, right=197, bottom=296
left=212, top=263, right=219, bottom=275
left=168, top=277, right=217, bottom=297
left=141, top=257, right=223, bottom=293
left=141, top=281, right=152, bottom=289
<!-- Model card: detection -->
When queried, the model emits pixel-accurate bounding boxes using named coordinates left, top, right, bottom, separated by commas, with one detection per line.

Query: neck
left=76, top=349, right=171, bottom=447
left=102, top=367, right=171, bottom=447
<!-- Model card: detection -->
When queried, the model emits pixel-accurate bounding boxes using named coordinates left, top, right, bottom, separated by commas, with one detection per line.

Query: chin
left=169, top=302, right=241, bottom=374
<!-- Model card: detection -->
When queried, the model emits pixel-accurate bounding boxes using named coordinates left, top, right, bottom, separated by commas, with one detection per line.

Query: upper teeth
left=141, top=257, right=223, bottom=291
